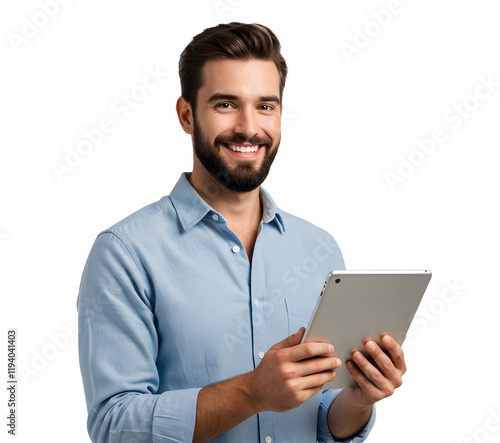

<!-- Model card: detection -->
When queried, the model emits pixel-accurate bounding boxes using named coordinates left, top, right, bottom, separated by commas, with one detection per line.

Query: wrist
left=239, top=370, right=266, bottom=414
left=341, top=388, right=374, bottom=411
left=328, top=390, right=373, bottom=440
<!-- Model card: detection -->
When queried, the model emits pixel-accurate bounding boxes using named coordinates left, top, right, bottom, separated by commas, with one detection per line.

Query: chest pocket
left=284, top=297, right=316, bottom=336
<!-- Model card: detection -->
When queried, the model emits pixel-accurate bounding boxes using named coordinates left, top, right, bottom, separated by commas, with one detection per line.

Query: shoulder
left=279, top=208, right=335, bottom=240
left=277, top=208, right=345, bottom=269
left=96, top=195, right=177, bottom=243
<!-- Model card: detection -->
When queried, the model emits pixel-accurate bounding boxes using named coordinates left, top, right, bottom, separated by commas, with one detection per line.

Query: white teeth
left=227, top=144, right=260, bottom=153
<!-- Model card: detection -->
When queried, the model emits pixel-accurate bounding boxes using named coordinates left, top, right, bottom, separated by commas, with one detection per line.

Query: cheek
left=261, top=116, right=281, bottom=137
left=206, top=114, right=235, bottom=137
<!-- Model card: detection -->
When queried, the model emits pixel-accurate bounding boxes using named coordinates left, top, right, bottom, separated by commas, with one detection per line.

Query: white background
left=1, top=1, right=499, bottom=442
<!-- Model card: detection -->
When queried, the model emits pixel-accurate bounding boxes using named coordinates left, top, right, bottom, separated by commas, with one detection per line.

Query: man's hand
left=344, top=334, right=406, bottom=408
left=193, top=328, right=340, bottom=442
left=246, top=327, right=342, bottom=413
left=327, top=334, right=406, bottom=439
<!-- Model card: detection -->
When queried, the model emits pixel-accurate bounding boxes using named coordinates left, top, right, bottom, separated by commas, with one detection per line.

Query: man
left=78, top=23, right=406, bottom=442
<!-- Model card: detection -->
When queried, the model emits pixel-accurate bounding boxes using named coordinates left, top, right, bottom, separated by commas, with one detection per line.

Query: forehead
left=198, top=58, right=280, bottom=101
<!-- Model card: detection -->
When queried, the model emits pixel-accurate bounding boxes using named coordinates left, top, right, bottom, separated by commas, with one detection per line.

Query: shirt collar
left=169, top=172, right=285, bottom=234
left=259, top=186, right=285, bottom=234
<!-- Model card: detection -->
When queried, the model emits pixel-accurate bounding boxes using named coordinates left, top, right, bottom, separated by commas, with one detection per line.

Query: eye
left=216, top=103, right=234, bottom=109
left=259, top=104, right=274, bottom=111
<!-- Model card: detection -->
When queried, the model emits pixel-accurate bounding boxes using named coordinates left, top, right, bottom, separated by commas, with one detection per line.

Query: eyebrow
left=207, top=93, right=281, bottom=104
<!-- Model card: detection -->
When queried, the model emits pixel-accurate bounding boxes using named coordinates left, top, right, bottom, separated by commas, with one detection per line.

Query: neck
left=188, top=166, right=262, bottom=230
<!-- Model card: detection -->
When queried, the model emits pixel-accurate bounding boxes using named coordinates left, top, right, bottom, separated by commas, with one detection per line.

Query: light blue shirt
left=78, top=173, right=375, bottom=442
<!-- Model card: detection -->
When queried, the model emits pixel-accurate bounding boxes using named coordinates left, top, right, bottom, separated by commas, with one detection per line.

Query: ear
left=176, top=96, right=194, bottom=134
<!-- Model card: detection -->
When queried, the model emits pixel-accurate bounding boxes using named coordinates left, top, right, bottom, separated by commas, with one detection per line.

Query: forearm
left=327, top=389, right=373, bottom=440
left=193, top=372, right=260, bottom=442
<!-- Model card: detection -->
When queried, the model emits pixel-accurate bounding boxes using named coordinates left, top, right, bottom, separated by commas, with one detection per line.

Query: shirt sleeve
left=317, top=389, right=376, bottom=443
left=78, top=231, right=201, bottom=443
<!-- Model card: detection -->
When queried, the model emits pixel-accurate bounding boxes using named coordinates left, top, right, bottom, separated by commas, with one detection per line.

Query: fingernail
left=353, top=352, right=362, bottom=362
left=328, top=345, right=334, bottom=353
left=346, top=361, right=354, bottom=369
left=336, top=358, right=342, bottom=367
left=383, top=336, right=391, bottom=346
left=366, top=341, right=376, bottom=352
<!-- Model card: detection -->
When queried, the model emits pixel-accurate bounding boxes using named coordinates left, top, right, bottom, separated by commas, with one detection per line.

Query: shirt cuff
left=152, top=387, right=202, bottom=442
left=317, top=389, right=376, bottom=443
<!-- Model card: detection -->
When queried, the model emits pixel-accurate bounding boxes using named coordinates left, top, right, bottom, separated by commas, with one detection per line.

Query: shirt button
left=254, top=299, right=259, bottom=306
left=232, top=245, right=240, bottom=254
left=265, top=437, right=272, bottom=443
left=259, top=351, right=265, bottom=359
left=212, top=214, right=219, bottom=221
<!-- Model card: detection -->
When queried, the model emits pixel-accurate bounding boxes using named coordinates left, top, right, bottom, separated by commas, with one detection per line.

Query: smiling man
left=78, top=23, right=406, bottom=442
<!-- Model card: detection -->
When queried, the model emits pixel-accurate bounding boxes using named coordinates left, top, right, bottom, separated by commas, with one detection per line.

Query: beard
left=192, top=118, right=280, bottom=193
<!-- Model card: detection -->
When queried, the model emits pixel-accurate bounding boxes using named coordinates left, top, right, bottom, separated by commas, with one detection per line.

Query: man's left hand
left=343, top=334, right=406, bottom=408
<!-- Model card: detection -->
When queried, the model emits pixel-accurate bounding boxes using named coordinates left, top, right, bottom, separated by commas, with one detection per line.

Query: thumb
left=271, top=327, right=305, bottom=351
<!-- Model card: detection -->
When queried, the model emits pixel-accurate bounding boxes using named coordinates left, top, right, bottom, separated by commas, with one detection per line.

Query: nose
left=232, top=106, right=258, bottom=139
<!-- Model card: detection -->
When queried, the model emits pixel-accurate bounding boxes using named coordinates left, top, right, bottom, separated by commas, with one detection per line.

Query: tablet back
left=302, top=270, right=432, bottom=388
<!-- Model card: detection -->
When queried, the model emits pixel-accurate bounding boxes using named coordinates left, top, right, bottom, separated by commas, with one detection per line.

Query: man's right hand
left=193, top=327, right=340, bottom=442
left=245, top=327, right=342, bottom=413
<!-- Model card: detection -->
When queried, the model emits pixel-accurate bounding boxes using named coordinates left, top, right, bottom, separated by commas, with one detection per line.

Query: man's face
left=192, top=58, right=282, bottom=193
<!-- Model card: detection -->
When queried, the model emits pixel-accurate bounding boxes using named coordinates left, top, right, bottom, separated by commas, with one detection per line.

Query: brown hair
left=179, top=22, right=288, bottom=113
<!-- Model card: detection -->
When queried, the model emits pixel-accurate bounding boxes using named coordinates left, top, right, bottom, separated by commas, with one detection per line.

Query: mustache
left=214, top=133, right=273, bottom=148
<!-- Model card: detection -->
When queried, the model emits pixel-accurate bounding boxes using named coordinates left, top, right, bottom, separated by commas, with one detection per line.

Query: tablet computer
left=301, top=270, right=432, bottom=389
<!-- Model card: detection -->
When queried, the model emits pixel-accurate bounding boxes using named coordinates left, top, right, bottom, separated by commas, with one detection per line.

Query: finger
left=290, top=382, right=326, bottom=405
left=364, top=340, right=396, bottom=379
left=345, top=360, right=384, bottom=401
left=300, top=368, right=337, bottom=390
left=350, top=351, right=393, bottom=393
left=297, top=356, right=342, bottom=377
left=270, top=327, right=305, bottom=351
left=381, top=335, right=407, bottom=373
left=289, top=341, right=335, bottom=362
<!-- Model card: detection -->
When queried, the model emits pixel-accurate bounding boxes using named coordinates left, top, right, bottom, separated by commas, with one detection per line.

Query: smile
left=223, top=144, right=262, bottom=153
